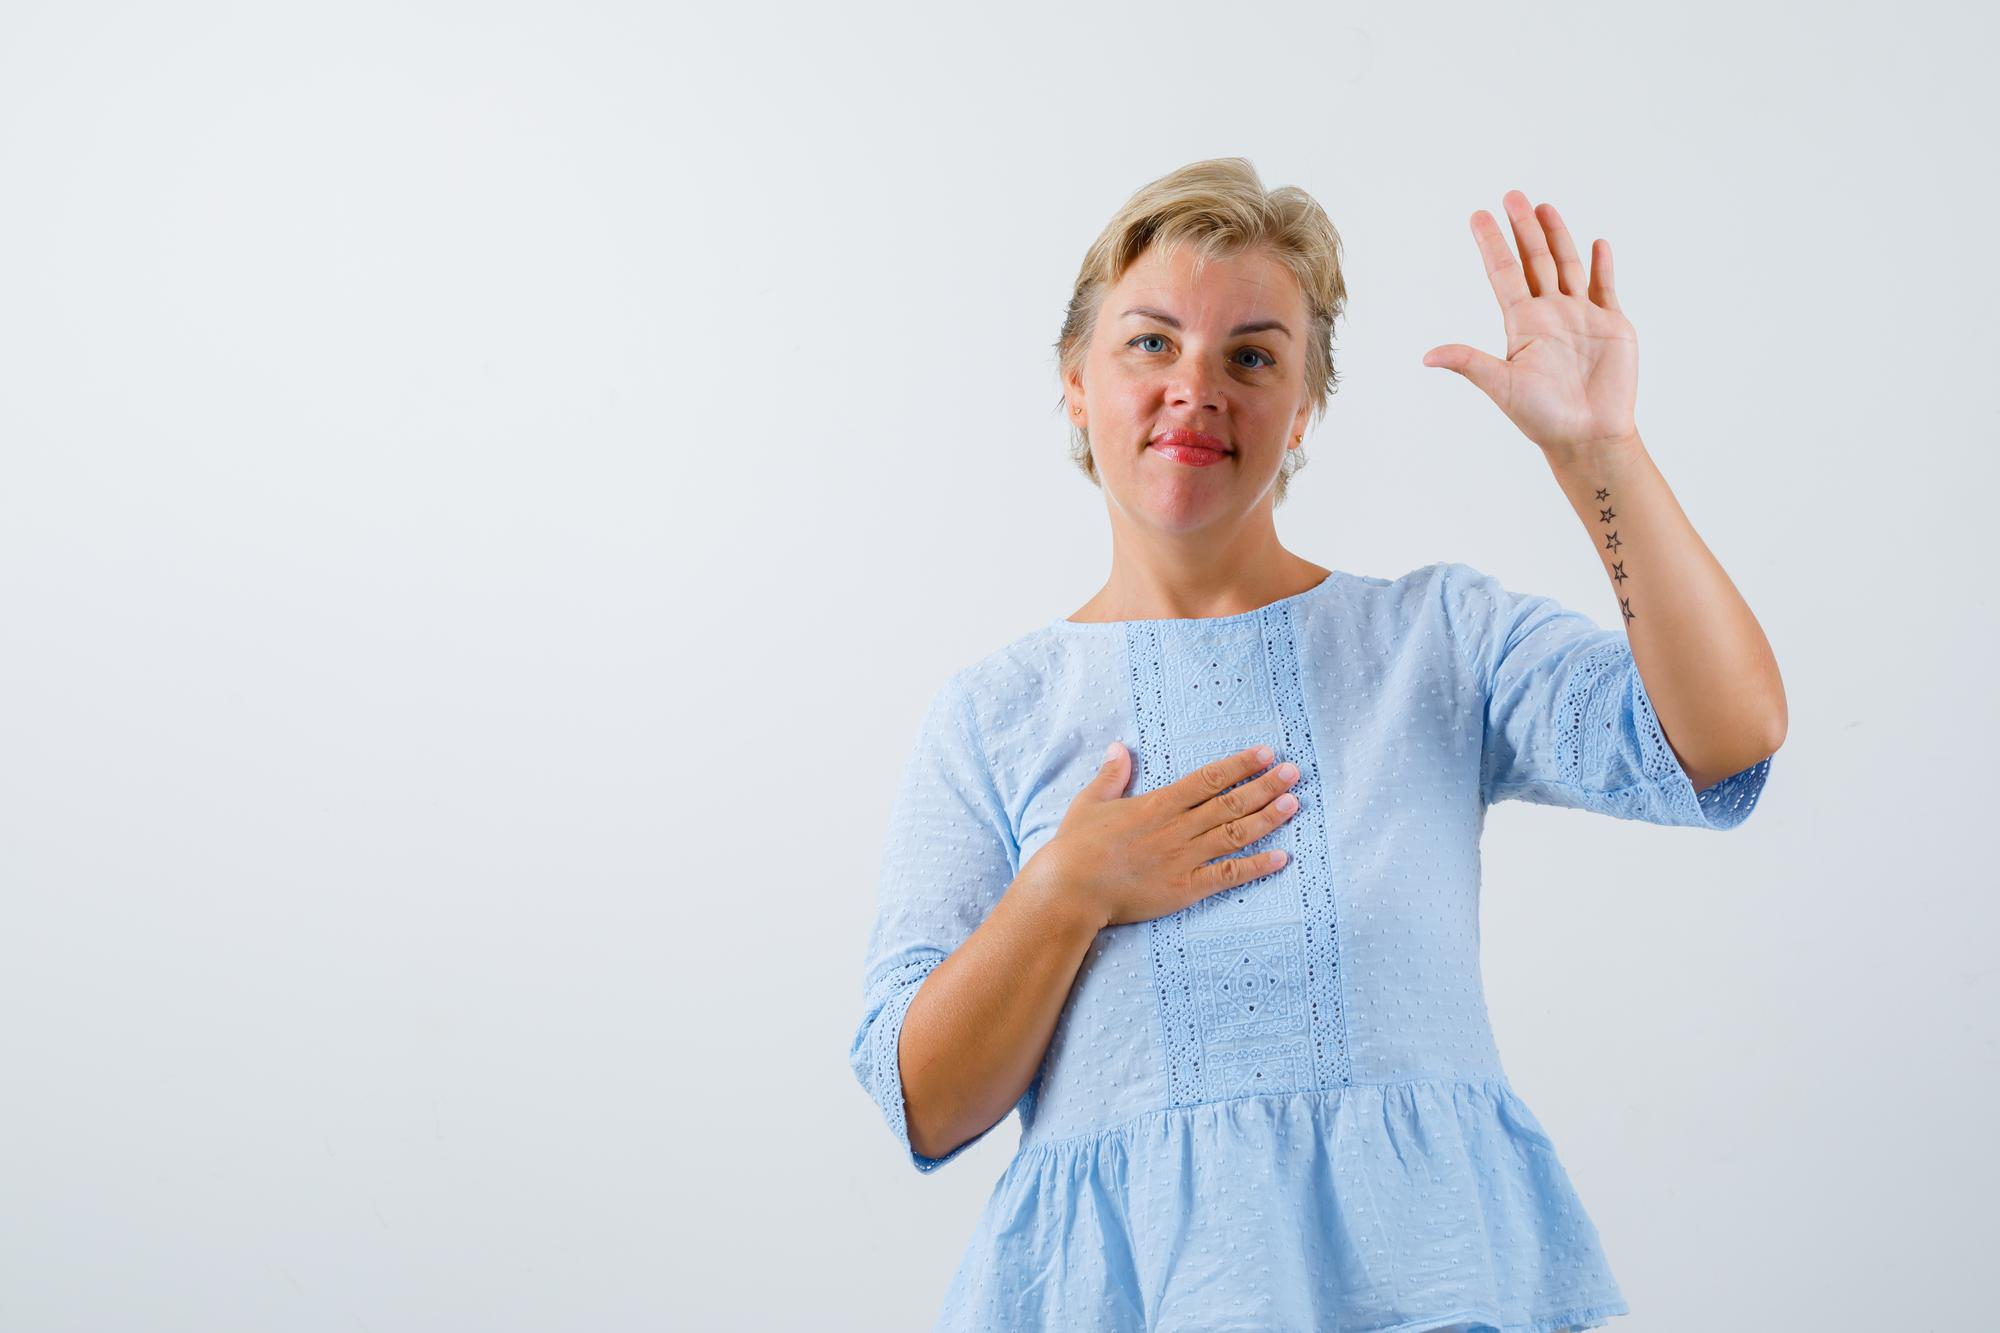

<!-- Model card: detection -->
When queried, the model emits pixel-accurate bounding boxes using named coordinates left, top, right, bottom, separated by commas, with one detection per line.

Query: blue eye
left=1128, top=334, right=1274, bottom=369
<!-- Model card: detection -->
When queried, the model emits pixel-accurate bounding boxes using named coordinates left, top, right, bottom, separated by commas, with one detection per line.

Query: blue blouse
left=849, top=561, right=1773, bottom=1332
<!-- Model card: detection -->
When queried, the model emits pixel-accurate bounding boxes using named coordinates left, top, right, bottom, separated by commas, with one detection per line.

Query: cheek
left=1104, top=374, right=1158, bottom=417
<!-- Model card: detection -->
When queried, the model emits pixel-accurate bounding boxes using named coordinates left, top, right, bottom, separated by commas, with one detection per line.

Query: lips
left=1149, top=429, right=1232, bottom=469
left=1149, top=428, right=1231, bottom=455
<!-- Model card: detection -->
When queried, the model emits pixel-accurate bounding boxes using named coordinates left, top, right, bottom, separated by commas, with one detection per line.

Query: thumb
left=1421, top=343, right=1511, bottom=402
left=1088, top=740, right=1133, bottom=797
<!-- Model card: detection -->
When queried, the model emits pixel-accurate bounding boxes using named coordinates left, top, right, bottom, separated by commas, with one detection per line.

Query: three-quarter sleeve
left=848, top=672, right=1035, bottom=1173
left=1441, top=561, right=1773, bottom=830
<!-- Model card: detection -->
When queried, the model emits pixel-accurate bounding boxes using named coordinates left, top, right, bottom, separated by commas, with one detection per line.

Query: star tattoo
left=1620, top=595, right=1635, bottom=622
left=1599, top=506, right=1616, bottom=523
left=1595, top=487, right=1610, bottom=501
left=1604, top=530, right=1622, bottom=552
left=1611, top=560, right=1628, bottom=584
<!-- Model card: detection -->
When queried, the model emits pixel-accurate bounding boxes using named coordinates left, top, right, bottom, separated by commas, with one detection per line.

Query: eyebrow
left=1120, top=306, right=1294, bottom=340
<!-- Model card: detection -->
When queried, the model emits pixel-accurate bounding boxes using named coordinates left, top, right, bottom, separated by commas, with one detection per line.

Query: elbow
left=1757, top=698, right=1787, bottom=759
left=905, top=1102, right=934, bottom=1159
left=1726, top=712, right=1786, bottom=781
left=1680, top=712, right=1785, bottom=793
left=1730, top=693, right=1788, bottom=769
left=1762, top=676, right=1788, bottom=755
left=905, top=1082, right=977, bottom=1163
left=907, top=1109, right=953, bottom=1162
left=898, top=1010, right=960, bottom=1162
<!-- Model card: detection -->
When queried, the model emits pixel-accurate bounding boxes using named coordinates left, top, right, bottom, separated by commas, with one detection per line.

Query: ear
left=1289, top=400, right=1311, bottom=447
left=1064, top=367, right=1087, bottom=428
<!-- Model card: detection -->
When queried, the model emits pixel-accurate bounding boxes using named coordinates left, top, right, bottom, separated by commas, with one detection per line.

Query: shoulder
left=906, top=625, right=1079, bottom=758
left=1315, top=559, right=1490, bottom=603
left=1382, top=558, right=1501, bottom=600
left=1308, top=562, right=1512, bottom=689
left=1370, top=559, right=1521, bottom=630
left=1308, top=559, right=1496, bottom=635
left=946, top=620, right=1102, bottom=703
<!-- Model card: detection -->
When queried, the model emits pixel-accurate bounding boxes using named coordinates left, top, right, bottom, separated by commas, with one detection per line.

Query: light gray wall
left=1, top=1, right=1990, bottom=1329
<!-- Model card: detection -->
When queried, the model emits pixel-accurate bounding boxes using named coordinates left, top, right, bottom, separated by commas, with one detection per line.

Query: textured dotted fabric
left=849, top=561, right=1773, bottom=1332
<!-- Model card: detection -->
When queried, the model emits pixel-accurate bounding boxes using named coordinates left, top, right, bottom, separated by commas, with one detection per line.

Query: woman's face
left=1066, top=242, right=1312, bottom=532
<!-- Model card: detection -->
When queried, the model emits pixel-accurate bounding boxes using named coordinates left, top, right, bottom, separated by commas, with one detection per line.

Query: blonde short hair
left=1054, top=157, right=1348, bottom=507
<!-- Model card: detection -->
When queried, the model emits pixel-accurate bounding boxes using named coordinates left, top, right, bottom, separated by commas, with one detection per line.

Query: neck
left=1067, top=535, right=1330, bottom=623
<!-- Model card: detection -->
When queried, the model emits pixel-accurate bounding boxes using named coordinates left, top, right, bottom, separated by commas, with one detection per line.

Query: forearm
left=1545, top=432, right=1787, bottom=788
left=898, top=866, right=1102, bottom=1161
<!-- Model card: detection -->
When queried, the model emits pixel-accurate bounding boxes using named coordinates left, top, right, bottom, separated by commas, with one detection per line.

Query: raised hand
left=1422, top=189, right=1640, bottom=466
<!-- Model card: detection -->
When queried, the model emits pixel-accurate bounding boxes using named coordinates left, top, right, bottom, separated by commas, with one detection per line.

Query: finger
left=1163, top=743, right=1276, bottom=812
left=1502, top=189, right=1559, bottom=297
left=1180, top=755, right=1295, bottom=839
left=1535, top=201, right=1588, bottom=298
left=1188, top=756, right=1297, bottom=832
left=1588, top=237, right=1621, bottom=312
left=1185, top=846, right=1291, bottom=901
left=1421, top=342, right=1512, bottom=401
left=1190, top=782, right=1299, bottom=865
left=1470, top=208, right=1533, bottom=315
left=1089, top=740, right=1133, bottom=794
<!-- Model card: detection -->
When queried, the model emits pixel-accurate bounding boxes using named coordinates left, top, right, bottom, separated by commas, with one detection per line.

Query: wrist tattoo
left=1594, top=487, right=1635, bottom=622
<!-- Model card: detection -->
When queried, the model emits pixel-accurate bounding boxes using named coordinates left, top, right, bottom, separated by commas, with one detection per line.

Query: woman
left=848, top=157, right=1784, bottom=1332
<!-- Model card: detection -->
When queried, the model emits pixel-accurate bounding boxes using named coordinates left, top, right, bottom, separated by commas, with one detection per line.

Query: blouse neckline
left=1046, top=570, right=1341, bottom=633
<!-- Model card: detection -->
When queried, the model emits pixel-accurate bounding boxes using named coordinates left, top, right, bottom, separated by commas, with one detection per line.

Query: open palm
left=1423, top=189, right=1639, bottom=463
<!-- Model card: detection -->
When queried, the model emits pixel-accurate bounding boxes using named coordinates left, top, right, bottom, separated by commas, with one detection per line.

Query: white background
left=2, top=1, right=1992, bottom=1329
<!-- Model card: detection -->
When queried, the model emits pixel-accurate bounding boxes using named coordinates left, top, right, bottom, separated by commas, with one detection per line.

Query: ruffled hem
left=1383, top=1298, right=1630, bottom=1332
left=933, top=1077, right=1626, bottom=1333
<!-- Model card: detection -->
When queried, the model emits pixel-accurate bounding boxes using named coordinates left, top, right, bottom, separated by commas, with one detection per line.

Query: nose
left=1163, top=358, right=1226, bottom=413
